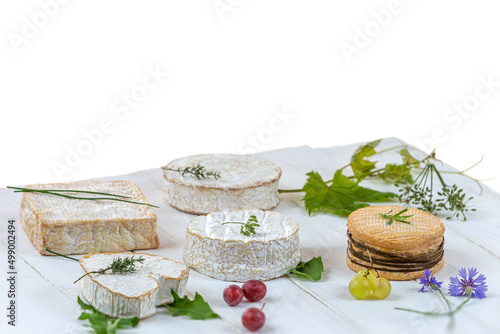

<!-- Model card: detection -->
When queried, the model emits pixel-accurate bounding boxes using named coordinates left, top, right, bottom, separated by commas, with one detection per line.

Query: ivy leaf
left=77, top=296, right=139, bottom=334
left=350, top=139, right=381, bottom=181
left=164, top=290, right=220, bottom=320
left=303, top=170, right=397, bottom=216
left=398, top=148, right=419, bottom=165
left=288, top=257, right=324, bottom=281
left=378, top=163, right=413, bottom=183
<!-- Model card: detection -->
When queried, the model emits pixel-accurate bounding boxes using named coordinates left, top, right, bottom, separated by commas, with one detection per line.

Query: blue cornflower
left=448, top=267, right=488, bottom=299
left=418, top=269, right=443, bottom=292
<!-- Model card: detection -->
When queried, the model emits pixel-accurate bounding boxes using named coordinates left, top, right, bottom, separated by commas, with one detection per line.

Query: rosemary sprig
left=74, top=255, right=145, bottom=284
left=222, top=215, right=260, bottom=236
left=162, top=164, right=221, bottom=180
left=379, top=208, right=413, bottom=225
left=8, top=186, right=159, bottom=208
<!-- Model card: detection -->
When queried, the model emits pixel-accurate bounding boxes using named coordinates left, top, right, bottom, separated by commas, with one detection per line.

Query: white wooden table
left=1, top=138, right=499, bottom=334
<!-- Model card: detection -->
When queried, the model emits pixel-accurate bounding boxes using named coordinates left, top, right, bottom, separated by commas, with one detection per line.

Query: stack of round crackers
left=346, top=205, right=445, bottom=281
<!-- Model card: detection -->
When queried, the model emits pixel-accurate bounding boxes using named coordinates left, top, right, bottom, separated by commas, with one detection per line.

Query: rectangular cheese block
left=19, top=180, right=159, bottom=255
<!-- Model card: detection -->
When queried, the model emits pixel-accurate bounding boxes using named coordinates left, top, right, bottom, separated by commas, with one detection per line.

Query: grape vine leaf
left=163, top=290, right=220, bottom=320
left=350, top=139, right=381, bottom=181
left=377, top=163, right=412, bottom=183
left=303, top=169, right=397, bottom=216
left=77, top=296, right=139, bottom=334
left=288, top=257, right=324, bottom=281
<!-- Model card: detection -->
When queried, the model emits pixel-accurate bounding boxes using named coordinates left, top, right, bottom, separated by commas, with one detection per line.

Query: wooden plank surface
left=1, top=139, right=499, bottom=334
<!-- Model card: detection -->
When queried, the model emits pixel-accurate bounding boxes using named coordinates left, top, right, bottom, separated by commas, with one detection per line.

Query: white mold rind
left=80, top=253, right=189, bottom=319
left=183, top=210, right=301, bottom=282
left=163, top=154, right=282, bottom=214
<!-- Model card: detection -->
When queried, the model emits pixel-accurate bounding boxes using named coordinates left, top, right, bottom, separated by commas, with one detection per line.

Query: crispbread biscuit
left=346, top=205, right=445, bottom=281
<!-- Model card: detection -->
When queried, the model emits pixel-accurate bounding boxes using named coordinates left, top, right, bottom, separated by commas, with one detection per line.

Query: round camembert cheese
left=79, top=253, right=189, bottom=319
left=162, top=154, right=282, bottom=214
left=183, top=209, right=301, bottom=282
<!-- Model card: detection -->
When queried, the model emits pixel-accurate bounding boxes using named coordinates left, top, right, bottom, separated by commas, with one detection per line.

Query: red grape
left=242, top=307, right=265, bottom=332
left=242, top=280, right=267, bottom=302
left=223, top=285, right=244, bottom=306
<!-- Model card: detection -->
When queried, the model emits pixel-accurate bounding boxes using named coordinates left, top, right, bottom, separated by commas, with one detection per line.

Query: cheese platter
left=0, top=138, right=499, bottom=334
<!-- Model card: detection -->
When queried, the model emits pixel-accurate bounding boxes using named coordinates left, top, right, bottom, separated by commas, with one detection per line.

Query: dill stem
left=436, top=170, right=483, bottom=195
left=431, top=164, right=447, bottom=188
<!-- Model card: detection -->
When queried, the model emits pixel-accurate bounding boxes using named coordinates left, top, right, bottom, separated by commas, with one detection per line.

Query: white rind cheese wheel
left=183, top=209, right=301, bottom=282
left=79, top=253, right=189, bottom=319
left=162, top=154, right=282, bottom=214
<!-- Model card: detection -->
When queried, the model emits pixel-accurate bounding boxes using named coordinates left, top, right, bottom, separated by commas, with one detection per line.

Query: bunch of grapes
left=223, top=280, right=267, bottom=332
left=349, top=269, right=391, bottom=299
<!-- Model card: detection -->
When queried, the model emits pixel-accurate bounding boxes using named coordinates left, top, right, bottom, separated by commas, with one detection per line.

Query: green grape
left=356, top=269, right=376, bottom=282
left=371, top=277, right=391, bottom=299
left=349, top=276, right=372, bottom=299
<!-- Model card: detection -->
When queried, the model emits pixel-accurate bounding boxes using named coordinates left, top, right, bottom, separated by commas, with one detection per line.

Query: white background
left=1, top=0, right=499, bottom=195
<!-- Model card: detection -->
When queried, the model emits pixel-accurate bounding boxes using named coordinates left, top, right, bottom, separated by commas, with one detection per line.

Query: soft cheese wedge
left=163, top=154, right=282, bottom=214
left=19, top=180, right=159, bottom=255
left=79, top=253, right=190, bottom=319
left=184, top=209, right=301, bottom=282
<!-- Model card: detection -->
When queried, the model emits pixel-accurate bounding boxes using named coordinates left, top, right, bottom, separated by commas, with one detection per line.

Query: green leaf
left=86, top=315, right=114, bottom=334
left=223, top=215, right=261, bottom=236
left=350, top=139, right=381, bottom=181
left=302, top=170, right=397, bottom=216
left=78, top=296, right=95, bottom=310
left=116, top=317, right=140, bottom=328
left=288, top=257, right=324, bottom=281
left=302, top=171, right=331, bottom=215
left=398, top=148, right=419, bottom=165
left=378, top=163, right=412, bottom=183
left=164, top=290, right=220, bottom=320
left=77, top=296, right=139, bottom=334
left=379, top=208, right=413, bottom=225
